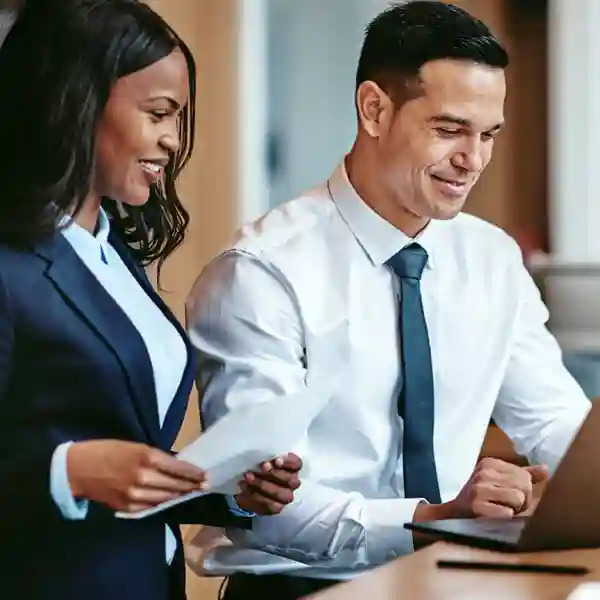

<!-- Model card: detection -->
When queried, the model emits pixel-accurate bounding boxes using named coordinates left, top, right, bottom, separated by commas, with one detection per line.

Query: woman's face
left=93, top=48, right=190, bottom=206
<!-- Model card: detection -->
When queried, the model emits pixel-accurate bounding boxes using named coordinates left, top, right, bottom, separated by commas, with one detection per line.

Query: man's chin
left=430, top=203, right=464, bottom=221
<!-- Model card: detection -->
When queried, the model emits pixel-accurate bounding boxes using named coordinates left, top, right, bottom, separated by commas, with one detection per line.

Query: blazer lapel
left=109, top=233, right=196, bottom=449
left=35, top=235, right=162, bottom=444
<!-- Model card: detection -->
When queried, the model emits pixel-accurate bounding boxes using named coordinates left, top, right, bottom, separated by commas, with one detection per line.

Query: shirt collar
left=327, top=159, right=438, bottom=269
left=60, top=207, right=111, bottom=264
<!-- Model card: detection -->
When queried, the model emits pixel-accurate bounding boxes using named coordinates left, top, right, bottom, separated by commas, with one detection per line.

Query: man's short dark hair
left=356, top=1, right=508, bottom=103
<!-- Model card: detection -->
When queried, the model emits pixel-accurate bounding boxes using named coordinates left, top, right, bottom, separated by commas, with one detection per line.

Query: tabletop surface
left=308, top=541, right=600, bottom=600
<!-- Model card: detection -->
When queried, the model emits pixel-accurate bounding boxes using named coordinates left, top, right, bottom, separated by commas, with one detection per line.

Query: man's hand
left=67, top=440, right=207, bottom=513
left=235, top=453, right=302, bottom=515
left=449, top=458, right=549, bottom=518
left=411, top=458, right=549, bottom=549
left=415, top=458, right=549, bottom=522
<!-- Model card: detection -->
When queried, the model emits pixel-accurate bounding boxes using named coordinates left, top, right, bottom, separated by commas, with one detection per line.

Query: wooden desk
left=308, top=542, right=600, bottom=600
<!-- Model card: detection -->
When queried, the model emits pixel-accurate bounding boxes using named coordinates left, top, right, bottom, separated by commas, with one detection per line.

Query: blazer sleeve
left=0, top=271, right=67, bottom=529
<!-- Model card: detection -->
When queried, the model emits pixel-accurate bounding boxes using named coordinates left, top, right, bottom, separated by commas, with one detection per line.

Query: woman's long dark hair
left=0, top=0, right=196, bottom=271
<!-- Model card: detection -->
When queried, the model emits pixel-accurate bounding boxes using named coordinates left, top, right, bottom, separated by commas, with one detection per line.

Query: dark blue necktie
left=387, top=243, right=441, bottom=504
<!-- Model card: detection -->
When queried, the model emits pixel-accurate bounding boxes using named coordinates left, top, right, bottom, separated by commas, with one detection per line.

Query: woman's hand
left=67, top=440, right=207, bottom=513
left=235, top=453, right=302, bottom=515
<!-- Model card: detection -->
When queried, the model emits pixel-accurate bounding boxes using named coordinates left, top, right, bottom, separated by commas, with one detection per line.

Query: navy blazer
left=0, top=230, right=249, bottom=600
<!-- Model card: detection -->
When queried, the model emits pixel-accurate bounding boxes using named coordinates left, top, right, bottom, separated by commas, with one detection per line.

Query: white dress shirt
left=50, top=208, right=188, bottom=564
left=187, top=162, right=591, bottom=580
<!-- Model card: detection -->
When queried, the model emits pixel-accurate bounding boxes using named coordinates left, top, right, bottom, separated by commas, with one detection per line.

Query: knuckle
left=147, top=450, right=162, bottom=468
left=142, top=447, right=161, bottom=468
left=479, top=468, right=495, bottom=481
left=135, top=469, right=151, bottom=487
left=472, top=469, right=490, bottom=484
left=471, top=482, right=486, bottom=497
left=125, top=486, right=141, bottom=501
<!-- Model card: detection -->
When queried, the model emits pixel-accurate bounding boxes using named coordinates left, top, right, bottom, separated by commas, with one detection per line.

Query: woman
left=0, top=1, right=301, bottom=599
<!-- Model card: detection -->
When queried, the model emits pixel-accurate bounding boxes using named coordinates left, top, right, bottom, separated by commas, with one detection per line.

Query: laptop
left=404, top=400, right=600, bottom=552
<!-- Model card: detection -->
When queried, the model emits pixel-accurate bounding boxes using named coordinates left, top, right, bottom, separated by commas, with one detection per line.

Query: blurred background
left=152, top=0, right=600, bottom=401
left=142, top=0, right=600, bottom=595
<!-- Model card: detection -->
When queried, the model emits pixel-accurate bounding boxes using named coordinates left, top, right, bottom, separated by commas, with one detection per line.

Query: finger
left=261, top=453, right=302, bottom=473
left=249, top=468, right=301, bottom=490
left=476, top=457, right=524, bottom=477
left=124, top=486, right=182, bottom=506
left=472, top=500, right=515, bottom=519
left=243, top=473, right=295, bottom=504
left=474, top=483, right=526, bottom=513
left=258, top=461, right=273, bottom=473
left=118, top=502, right=154, bottom=513
left=526, top=464, right=549, bottom=484
left=519, top=496, right=540, bottom=517
left=137, top=468, right=205, bottom=494
left=275, top=453, right=302, bottom=471
left=474, top=458, right=525, bottom=481
left=473, top=467, right=532, bottom=497
left=238, top=487, right=286, bottom=516
left=147, top=450, right=207, bottom=486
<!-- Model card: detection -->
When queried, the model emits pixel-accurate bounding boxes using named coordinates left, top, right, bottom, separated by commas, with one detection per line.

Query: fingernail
left=274, top=457, right=284, bottom=468
left=246, top=472, right=255, bottom=483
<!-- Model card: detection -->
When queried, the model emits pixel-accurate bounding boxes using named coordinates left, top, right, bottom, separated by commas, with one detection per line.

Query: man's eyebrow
left=429, top=114, right=505, bottom=132
left=430, top=114, right=471, bottom=127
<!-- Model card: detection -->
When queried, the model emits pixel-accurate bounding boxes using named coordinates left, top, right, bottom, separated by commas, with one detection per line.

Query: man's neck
left=345, top=149, right=428, bottom=238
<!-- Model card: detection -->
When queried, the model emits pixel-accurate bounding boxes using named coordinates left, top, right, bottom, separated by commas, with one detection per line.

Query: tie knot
left=386, top=243, right=428, bottom=280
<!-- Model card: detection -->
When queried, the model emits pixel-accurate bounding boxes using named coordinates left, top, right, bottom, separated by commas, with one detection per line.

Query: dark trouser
left=222, top=573, right=341, bottom=600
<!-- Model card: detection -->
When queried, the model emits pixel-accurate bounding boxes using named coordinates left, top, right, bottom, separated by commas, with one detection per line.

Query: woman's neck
left=73, top=196, right=102, bottom=234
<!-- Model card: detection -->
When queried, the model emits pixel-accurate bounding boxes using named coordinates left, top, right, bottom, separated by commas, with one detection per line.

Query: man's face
left=372, top=59, right=506, bottom=222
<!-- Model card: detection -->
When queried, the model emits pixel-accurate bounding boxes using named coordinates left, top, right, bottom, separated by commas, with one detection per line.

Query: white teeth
left=141, top=161, right=161, bottom=174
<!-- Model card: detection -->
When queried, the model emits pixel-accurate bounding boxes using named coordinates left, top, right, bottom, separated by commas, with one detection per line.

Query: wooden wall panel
left=446, top=0, right=548, bottom=248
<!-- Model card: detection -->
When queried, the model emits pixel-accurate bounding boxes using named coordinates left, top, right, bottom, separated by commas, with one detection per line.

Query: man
left=186, top=2, right=590, bottom=599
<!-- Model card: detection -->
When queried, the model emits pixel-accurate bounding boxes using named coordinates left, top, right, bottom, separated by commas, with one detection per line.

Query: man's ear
left=356, top=81, right=395, bottom=138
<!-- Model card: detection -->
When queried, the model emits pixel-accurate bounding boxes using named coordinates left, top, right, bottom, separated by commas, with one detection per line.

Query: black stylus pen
left=437, top=559, right=589, bottom=575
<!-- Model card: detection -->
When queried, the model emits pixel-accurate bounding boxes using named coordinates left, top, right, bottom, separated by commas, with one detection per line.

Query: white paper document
left=568, top=584, right=600, bottom=600
left=116, top=327, right=344, bottom=520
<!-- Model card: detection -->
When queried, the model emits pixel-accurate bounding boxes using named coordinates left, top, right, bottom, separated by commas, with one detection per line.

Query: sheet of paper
left=116, top=324, right=345, bottom=519
left=567, top=584, right=600, bottom=600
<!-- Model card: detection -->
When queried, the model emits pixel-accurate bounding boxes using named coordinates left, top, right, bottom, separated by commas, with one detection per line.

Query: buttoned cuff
left=365, top=497, right=425, bottom=561
left=50, top=441, right=89, bottom=520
